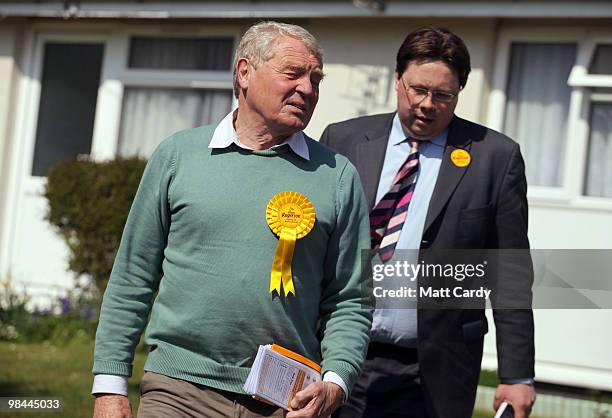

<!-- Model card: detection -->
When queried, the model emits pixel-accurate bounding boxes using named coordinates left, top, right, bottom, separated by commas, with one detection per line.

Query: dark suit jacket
left=321, top=113, right=535, bottom=418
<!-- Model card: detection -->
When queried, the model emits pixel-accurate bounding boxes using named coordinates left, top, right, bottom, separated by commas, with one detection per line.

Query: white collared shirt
left=208, top=110, right=310, bottom=160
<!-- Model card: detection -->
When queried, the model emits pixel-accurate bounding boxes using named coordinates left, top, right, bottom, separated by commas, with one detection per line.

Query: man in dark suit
left=322, top=27, right=535, bottom=418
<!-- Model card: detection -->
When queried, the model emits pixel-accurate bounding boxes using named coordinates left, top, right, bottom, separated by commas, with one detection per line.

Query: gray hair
left=233, top=21, right=323, bottom=98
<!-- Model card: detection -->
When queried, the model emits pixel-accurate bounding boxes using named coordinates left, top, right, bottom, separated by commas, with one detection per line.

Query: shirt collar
left=208, top=110, right=310, bottom=160
left=390, top=112, right=448, bottom=147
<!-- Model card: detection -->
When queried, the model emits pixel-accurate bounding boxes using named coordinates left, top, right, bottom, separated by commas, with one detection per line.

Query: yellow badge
left=450, top=148, right=471, bottom=167
left=266, top=192, right=316, bottom=296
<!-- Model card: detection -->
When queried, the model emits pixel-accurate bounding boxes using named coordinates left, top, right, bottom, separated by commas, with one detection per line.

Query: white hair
left=233, top=21, right=323, bottom=98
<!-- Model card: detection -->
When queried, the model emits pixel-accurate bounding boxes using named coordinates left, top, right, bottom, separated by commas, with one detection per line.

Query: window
left=589, top=44, right=612, bottom=75
left=117, top=35, right=234, bottom=158
left=31, top=43, right=103, bottom=176
left=493, top=33, right=612, bottom=203
left=118, top=87, right=232, bottom=157
left=582, top=45, right=612, bottom=198
left=571, top=44, right=612, bottom=198
left=503, top=43, right=576, bottom=187
left=128, top=37, right=233, bottom=71
left=585, top=99, right=612, bottom=197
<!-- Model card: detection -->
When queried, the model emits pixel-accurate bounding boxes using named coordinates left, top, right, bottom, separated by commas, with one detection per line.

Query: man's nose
left=419, top=93, right=435, bottom=110
left=296, top=75, right=315, bottom=96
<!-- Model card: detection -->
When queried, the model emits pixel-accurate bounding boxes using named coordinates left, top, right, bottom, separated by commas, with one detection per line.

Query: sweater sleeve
left=319, top=158, right=373, bottom=393
left=92, top=139, right=175, bottom=377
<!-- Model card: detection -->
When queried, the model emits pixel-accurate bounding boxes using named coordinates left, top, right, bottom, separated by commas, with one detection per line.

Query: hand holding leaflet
left=494, top=402, right=515, bottom=418
left=244, top=344, right=321, bottom=410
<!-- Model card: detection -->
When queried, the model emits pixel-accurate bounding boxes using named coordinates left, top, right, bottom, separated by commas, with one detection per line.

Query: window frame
left=91, top=24, right=239, bottom=160
left=13, top=31, right=109, bottom=182
left=582, top=91, right=612, bottom=200
left=1, top=28, right=111, bottom=282
left=568, top=39, right=612, bottom=87
left=488, top=27, right=612, bottom=210
left=118, top=27, right=238, bottom=89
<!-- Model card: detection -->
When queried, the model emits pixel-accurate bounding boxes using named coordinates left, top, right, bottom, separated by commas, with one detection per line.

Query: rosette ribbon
left=266, top=192, right=316, bottom=296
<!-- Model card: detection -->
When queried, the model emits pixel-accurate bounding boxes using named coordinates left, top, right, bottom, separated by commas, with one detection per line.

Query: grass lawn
left=0, top=338, right=145, bottom=417
left=0, top=338, right=493, bottom=417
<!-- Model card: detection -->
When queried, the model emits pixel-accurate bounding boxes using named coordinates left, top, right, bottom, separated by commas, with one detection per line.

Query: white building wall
left=0, top=23, right=20, bottom=278
left=483, top=205, right=612, bottom=391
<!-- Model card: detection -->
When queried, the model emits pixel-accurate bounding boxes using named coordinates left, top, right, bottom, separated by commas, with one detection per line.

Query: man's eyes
left=434, top=91, right=455, bottom=100
left=410, top=86, right=455, bottom=102
left=284, top=68, right=305, bottom=78
left=284, top=71, right=322, bottom=87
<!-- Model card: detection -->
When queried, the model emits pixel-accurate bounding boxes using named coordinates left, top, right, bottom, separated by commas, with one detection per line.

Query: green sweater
left=93, top=124, right=372, bottom=393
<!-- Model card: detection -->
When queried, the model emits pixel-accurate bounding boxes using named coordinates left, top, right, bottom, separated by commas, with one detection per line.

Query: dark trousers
left=334, top=342, right=428, bottom=418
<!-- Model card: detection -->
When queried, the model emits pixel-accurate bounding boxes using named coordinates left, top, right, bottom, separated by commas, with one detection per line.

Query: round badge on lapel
left=450, top=149, right=471, bottom=167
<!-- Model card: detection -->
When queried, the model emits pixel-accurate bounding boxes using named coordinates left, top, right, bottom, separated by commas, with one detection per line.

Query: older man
left=92, top=21, right=372, bottom=418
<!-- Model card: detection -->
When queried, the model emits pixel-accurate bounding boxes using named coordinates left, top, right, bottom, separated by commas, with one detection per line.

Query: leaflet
left=243, top=344, right=321, bottom=410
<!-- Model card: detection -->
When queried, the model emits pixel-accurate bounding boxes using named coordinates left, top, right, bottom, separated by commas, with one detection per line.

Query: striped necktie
left=370, top=139, right=420, bottom=262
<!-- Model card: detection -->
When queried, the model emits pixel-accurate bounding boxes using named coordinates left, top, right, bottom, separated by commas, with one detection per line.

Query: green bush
left=44, top=158, right=147, bottom=298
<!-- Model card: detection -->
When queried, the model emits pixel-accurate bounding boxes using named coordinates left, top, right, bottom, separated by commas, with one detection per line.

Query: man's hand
left=93, top=394, right=133, bottom=418
left=494, top=384, right=536, bottom=418
left=286, top=381, right=344, bottom=418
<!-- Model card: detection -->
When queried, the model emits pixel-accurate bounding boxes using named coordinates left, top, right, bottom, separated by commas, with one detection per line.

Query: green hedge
left=44, top=158, right=147, bottom=297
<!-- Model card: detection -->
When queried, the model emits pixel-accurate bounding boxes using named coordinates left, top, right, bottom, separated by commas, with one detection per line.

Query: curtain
left=585, top=103, right=612, bottom=197
left=118, top=36, right=234, bottom=158
left=117, top=87, right=232, bottom=158
left=503, top=43, right=576, bottom=187
left=128, top=37, right=233, bottom=71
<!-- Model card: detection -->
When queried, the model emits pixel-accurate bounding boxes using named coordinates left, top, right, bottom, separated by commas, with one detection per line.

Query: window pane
left=585, top=103, right=612, bottom=198
left=117, top=87, right=232, bottom=158
left=588, top=45, right=612, bottom=75
left=128, top=37, right=233, bottom=70
left=503, top=43, right=576, bottom=187
left=31, top=43, right=103, bottom=176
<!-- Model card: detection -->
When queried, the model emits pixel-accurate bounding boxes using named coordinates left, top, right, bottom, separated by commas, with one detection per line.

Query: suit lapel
left=423, top=116, right=473, bottom=234
left=355, top=113, right=395, bottom=209
left=357, top=133, right=389, bottom=208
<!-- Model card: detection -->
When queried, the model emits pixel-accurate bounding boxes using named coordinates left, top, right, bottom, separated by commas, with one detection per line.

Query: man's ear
left=394, top=70, right=401, bottom=92
left=236, top=58, right=250, bottom=92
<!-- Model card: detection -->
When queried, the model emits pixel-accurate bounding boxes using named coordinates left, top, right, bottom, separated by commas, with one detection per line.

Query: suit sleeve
left=491, top=143, right=535, bottom=380
left=319, top=124, right=332, bottom=146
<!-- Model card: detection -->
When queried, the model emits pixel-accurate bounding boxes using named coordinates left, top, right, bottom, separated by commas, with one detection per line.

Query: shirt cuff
left=93, top=372, right=350, bottom=399
left=501, top=377, right=535, bottom=385
left=92, top=374, right=129, bottom=396
left=322, top=371, right=348, bottom=402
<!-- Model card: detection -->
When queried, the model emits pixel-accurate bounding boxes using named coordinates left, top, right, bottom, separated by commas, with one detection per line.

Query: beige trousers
left=137, top=372, right=285, bottom=418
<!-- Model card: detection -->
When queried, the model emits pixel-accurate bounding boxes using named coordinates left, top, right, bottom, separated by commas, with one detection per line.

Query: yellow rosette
left=266, top=192, right=316, bottom=296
